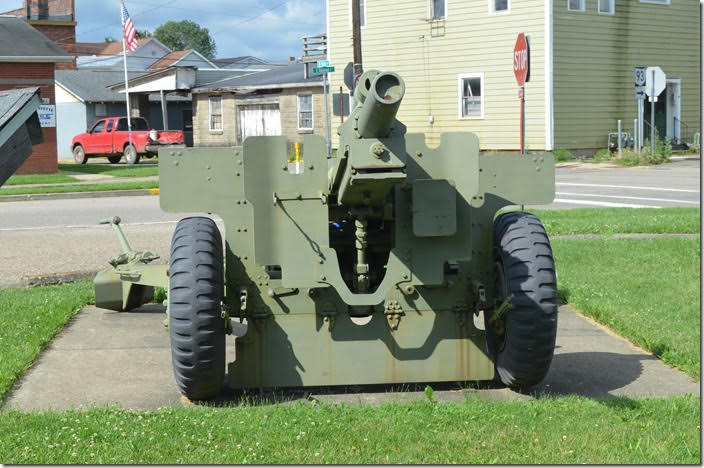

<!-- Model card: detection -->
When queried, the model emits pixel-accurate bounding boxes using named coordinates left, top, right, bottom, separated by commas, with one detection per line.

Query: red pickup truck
left=71, top=117, right=185, bottom=164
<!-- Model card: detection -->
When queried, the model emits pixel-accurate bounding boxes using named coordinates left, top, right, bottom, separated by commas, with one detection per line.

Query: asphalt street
left=0, top=158, right=699, bottom=287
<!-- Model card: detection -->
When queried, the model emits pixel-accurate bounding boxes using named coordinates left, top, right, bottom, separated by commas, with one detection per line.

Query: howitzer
left=95, top=70, right=558, bottom=400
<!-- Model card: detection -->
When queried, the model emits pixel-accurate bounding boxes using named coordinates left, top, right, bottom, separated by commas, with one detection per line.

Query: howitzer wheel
left=485, top=212, right=558, bottom=388
left=168, top=216, right=225, bottom=400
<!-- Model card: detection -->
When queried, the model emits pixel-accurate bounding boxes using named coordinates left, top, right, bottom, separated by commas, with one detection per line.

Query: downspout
left=544, top=0, right=554, bottom=151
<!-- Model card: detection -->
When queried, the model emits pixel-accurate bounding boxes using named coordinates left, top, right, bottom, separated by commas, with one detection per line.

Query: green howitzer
left=95, top=70, right=558, bottom=400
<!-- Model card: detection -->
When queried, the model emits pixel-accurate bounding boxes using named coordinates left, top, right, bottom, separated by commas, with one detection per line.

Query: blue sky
left=7, top=0, right=327, bottom=60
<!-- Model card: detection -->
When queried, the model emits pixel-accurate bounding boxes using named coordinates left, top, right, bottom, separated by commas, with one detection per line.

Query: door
left=666, top=80, right=681, bottom=143
left=237, top=104, right=281, bottom=144
left=85, top=120, right=107, bottom=153
left=643, top=89, right=667, bottom=142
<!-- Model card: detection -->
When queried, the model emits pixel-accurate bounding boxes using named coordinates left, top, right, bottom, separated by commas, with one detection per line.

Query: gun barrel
left=356, top=72, right=405, bottom=139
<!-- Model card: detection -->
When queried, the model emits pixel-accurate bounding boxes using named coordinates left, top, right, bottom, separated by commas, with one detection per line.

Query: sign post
left=314, top=61, right=336, bottom=157
left=513, top=33, right=529, bottom=155
left=634, top=67, right=646, bottom=152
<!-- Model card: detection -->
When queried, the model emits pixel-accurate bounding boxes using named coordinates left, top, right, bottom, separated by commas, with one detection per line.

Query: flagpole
left=121, top=2, right=133, bottom=158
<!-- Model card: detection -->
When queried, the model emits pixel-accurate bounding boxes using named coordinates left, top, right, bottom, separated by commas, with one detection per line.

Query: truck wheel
left=485, top=212, right=558, bottom=388
left=73, top=145, right=87, bottom=164
left=107, top=155, right=121, bottom=164
left=124, top=144, right=140, bottom=165
left=168, top=216, right=225, bottom=400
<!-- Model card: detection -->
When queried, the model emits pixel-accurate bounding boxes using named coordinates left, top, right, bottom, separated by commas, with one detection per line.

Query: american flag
left=121, top=2, right=139, bottom=52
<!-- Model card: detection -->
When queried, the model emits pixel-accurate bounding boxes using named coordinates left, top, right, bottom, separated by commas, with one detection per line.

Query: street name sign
left=313, top=66, right=335, bottom=74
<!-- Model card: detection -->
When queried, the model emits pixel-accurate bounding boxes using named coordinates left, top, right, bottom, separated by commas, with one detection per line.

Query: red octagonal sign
left=513, top=33, right=529, bottom=87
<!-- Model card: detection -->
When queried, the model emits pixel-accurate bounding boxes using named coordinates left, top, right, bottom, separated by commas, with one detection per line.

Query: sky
left=6, top=0, right=327, bottom=61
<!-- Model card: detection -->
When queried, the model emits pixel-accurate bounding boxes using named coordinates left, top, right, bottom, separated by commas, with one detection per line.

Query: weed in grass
left=592, top=148, right=612, bottom=163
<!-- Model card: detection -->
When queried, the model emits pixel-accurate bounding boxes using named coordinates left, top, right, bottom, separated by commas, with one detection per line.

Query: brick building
left=0, top=16, right=72, bottom=174
left=3, top=0, right=77, bottom=70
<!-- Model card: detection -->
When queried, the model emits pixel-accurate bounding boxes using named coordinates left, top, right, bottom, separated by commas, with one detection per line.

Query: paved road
left=0, top=158, right=699, bottom=287
left=3, top=303, right=697, bottom=411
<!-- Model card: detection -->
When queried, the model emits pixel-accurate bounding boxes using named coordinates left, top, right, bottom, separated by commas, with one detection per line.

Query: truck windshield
left=117, top=118, right=149, bottom=131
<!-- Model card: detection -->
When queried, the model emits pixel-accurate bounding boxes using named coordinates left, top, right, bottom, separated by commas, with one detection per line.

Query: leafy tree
left=104, top=35, right=117, bottom=43
left=104, top=29, right=150, bottom=43
left=153, top=20, right=217, bottom=60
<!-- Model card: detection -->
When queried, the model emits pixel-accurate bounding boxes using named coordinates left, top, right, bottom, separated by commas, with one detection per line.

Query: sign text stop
left=513, top=33, right=529, bottom=87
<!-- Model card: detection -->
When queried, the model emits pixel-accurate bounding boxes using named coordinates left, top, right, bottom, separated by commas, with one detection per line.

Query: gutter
left=193, top=81, right=324, bottom=93
left=0, top=56, right=73, bottom=63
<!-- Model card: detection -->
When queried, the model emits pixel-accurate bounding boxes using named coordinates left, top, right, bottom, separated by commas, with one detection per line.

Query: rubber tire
left=168, top=216, right=225, bottom=400
left=486, top=212, right=558, bottom=388
left=124, top=144, right=140, bottom=165
left=73, top=145, right=87, bottom=164
left=107, top=155, right=121, bottom=164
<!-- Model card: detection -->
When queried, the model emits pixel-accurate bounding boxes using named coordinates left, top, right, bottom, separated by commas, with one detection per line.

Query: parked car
left=71, top=117, right=185, bottom=164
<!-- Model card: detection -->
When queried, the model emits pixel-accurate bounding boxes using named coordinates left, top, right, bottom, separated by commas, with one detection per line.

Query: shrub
left=593, top=149, right=611, bottom=163
left=552, top=148, right=572, bottom=162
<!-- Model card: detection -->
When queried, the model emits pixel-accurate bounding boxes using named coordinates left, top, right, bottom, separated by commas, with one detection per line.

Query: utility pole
left=351, top=0, right=363, bottom=79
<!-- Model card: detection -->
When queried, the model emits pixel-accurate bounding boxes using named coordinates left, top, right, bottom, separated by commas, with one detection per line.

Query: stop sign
left=513, top=33, right=529, bottom=87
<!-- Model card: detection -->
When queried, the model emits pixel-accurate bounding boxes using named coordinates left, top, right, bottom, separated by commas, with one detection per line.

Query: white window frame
left=209, top=95, right=223, bottom=132
left=348, top=0, right=366, bottom=29
left=639, top=0, right=670, bottom=4
left=429, top=0, right=446, bottom=19
left=297, top=93, right=314, bottom=131
left=567, top=0, right=585, bottom=12
left=598, top=0, right=615, bottom=14
left=457, top=72, right=484, bottom=120
left=488, top=0, right=510, bottom=15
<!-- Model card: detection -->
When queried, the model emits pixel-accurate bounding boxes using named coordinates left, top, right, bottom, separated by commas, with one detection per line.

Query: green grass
left=0, top=281, right=94, bottom=399
left=58, top=163, right=158, bottom=178
left=4, top=173, right=80, bottom=186
left=0, top=395, right=699, bottom=464
left=0, top=181, right=159, bottom=196
left=553, top=238, right=700, bottom=377
left=528, top=207, right=700, bottom=235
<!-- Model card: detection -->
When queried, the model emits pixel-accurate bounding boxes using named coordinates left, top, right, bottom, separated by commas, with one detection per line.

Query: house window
left=567, top=0, right=585, bottom=11
left=430, top=0, right=445, bottom=19
left=349, top=0, right=366, bottom=28
left=490, top=0, right=509, bottom=14
left=598, top=0, right=615, bottom=14
left=95, top=102, right=107, bottom=116
left=458, top=73, right=484, bottom=119
left=209, top=96, right=222, bottom=132
left=298, top=94, right=313, bottom=130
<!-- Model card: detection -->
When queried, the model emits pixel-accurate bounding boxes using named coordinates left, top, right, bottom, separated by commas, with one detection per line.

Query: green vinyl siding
left=553, top=0, right=700, bottom=150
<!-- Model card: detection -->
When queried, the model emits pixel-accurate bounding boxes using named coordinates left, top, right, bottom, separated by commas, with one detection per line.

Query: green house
left=326, top=0, right=700, bottom=153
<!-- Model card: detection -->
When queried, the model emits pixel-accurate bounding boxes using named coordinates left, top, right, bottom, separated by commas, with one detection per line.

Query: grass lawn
left=529, top=207, right=700, bottom=235
left=3, top=173, right=80, bottom=186
left=0, top=395, right=698, bottom=464
left=0, top=281, right=93, bottom=398
left=0, top=181, right=159, bottom=196
left=58, top=163, right=158, bottom=178
left=552, top=237, right=700, bottom=377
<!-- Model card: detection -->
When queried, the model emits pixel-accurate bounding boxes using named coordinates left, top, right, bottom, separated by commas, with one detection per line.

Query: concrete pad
left=3, top=304, right=698, bottom=412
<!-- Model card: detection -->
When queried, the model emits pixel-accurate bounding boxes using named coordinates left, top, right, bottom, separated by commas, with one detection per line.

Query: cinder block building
left=0, top=16, right=72, bottom=174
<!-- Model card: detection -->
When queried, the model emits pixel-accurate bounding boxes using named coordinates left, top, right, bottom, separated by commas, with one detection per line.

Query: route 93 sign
left=37, top=105, right=56, bottom=128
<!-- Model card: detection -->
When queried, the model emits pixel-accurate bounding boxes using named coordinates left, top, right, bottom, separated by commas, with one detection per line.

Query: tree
left=104, top=29, right=150, bottom=43
left=153, top=20, right=217, bottom=60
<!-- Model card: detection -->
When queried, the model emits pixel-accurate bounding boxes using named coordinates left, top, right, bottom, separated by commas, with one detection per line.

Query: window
left=430, top=0, right=445, bottom=19
left=94, top=102, right=107, bottom=116
left=91, top=120, right=105, bottom=133
left=567, top=0, right=585, bottom=11
left=298, top=94, right=313, bottom=130
left=106, top=120, right=114, bottom=132
left=209, top=96, right=223, bottom=132
left=349, top=0, right=366, bottom=28
left=490, top=0, right=509, bottom=14
left=598, top=0, right=614, bottom=14
left=458, top=73, right=484, bottom=119
left=116, top=118, right=148, bottom=131
left=639, top=0, right=669, bottom=4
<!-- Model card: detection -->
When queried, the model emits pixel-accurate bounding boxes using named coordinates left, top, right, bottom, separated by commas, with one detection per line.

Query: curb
left=0, top=188, right=160, bottom=203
